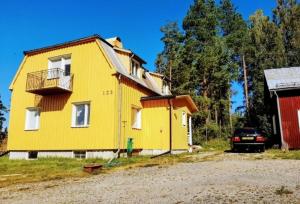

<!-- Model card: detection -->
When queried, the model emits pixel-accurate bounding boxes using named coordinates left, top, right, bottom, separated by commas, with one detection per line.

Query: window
left=48, top=56, right=71, bottom=78
left=72, top=103, right=90, bottom=127
left=182, top=111, right=187, bottom=126
left=130, top=60, right=139, bottom=77
left=131, top=107, right=142, bottom=129
left=162, top=82, right=169, bottom=94
left=25, top=108, right=40, bottom=130
left=74, top=151, right=86, bottom=159
left=28, top=151, right=38, bottom=159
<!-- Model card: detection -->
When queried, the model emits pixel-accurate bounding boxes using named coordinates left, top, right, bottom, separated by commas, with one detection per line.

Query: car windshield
left=234, top=129, right=260, bottom=135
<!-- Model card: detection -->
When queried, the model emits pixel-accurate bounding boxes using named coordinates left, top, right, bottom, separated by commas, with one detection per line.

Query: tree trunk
left=215, top=106, right=218, bottom=124
left=228, top=79, right=233, bottom=133
left=203, top=75, right=210, bottom=124
left=169, top=60, right=172, bottom=91
left=242, top=55, right=249, bottom=112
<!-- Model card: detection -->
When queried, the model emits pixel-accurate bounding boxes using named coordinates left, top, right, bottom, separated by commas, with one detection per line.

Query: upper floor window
left=162, top=82, right=170, bottom=94
left=48, top=55, right=71, bottom=78
left=72, top=102, right=90, bottom=128
left=25, top=108, right=40, bottom=130
left=130, top=60, right=140, bottom=77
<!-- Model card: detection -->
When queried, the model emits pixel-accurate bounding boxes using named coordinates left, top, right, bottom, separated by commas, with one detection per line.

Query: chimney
left=106, top=37, right=123, bottom=48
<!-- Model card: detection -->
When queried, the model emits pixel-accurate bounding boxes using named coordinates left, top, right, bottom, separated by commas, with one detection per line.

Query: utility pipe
left=108, top=74, right=122, bottom=163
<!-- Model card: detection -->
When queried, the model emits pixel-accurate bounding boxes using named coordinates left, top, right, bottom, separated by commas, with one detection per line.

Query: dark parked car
left=231, top=128, right=266, bottom=152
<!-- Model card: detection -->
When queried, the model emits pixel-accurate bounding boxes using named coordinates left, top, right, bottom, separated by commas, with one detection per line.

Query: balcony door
left=48, top=56, right=71, bottom=90
left=59, top=58, right=71, bottom=90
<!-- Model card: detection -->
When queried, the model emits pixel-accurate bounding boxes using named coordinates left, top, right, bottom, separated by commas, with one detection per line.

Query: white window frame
left=162, top=84, right=169, bottom=94
left=132, top=106, right=142, bottom=129
left=48, top=55, right=71, bottom=79
left=182, top=111, right=187, bottom=126
left=72, top=102, right=90, bottom=128
left=131, top=59, right=140, bottom=77
left=24, top=108, right=40, bottom=131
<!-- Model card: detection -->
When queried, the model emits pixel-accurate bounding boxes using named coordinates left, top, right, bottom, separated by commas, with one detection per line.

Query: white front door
left=59, top=58, right=71, bottom=89
left=188, top=116, right=193, bottom=146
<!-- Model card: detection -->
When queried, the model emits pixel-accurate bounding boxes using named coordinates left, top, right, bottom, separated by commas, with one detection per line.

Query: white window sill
left=132, top=127, right=142, bottom=130
left=71, top=125, right=90, bottom=128
left=24, top=129, right=39, bottom=131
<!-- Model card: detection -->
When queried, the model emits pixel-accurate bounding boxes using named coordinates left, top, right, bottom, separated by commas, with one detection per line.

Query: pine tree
left=0, top=95, right=7, bottom=141
left=155, top=22, right=187, bottom=94
left=273, top=0, right=300, bottom=66
left=219, top=0, right=248, bottom=130
left=246, top=10, right=286, bottom=134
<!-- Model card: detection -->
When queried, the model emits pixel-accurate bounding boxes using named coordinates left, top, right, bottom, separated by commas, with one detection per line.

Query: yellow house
left=7, top=35, right=198, bottom=159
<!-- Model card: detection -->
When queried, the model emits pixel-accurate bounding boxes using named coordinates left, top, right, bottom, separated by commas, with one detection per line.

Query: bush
left=193, top=122, right=231, bottom=145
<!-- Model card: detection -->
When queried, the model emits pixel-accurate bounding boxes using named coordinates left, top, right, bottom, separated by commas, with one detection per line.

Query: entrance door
left=187, top=116, right=192, bottom=146
left=59, top=58, right=71, bottom=90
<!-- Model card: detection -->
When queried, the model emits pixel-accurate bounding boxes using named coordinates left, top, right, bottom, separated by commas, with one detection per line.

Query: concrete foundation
left=86, top=151, right=115, bottom=159
left=38, top=151, right=73, bottom=158
left=9, top=149, right=187, bottom=159
left=9, top=151, right=29, bottom=160
left=140, top=149, right=187, bottom=156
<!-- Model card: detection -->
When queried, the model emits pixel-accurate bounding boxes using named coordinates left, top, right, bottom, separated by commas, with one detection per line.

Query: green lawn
left=265, top=149, right=300, bottom=160
left=0, top=153, right=194, bottom=188
left=1, top=144, right=300, bottom=188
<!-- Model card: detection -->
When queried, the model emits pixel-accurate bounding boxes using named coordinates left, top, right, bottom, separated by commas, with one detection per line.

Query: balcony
left=26, top=68, right=73, bottom=95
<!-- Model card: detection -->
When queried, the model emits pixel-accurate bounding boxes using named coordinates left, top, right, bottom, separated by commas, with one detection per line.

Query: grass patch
left=265, top=149, right=300, bottom=160
left=0, top=156, right=107, bottom=187
left=0, top=153, right=196, bottom=188
left=200, top=138, right=230, bottom=151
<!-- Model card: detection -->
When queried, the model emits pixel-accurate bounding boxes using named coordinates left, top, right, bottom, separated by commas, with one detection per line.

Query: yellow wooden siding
left=120, top=77, right=151, bottom=149
left=142, top=100, right=170, bottom=150
left=8, top=39, right=191, bottom=152
left=8, top=41, right=119, bottom=150
left=142, top=100, right=189, bottom=150
left=172, top=106, right=190, bottom=150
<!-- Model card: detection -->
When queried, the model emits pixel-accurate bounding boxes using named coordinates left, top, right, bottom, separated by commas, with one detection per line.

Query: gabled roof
left=24, top=35, right=105, bottom=55
left=99, top=40, right=163, bottom=95
left=264, top=67, right=300, bottom=91
left=12, top=34, right=164, bottom=95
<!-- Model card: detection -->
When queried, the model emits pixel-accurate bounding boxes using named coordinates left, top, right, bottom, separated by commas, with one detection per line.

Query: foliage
left=0, top=153, right=198, bottom=187
left=156, top=0, right=244, bottom=143
left=0, top=95, right=7, bottom=142
left=156, top=0, right=300, bottom=144
left=201, top=138, right=230, bottom=151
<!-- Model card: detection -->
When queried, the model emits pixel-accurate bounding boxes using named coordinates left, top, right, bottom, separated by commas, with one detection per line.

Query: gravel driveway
left=1, top=153, right=300, bottom=204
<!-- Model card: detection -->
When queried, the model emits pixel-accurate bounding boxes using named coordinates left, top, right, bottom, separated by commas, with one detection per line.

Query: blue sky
left=0, top=0, right=276, bottom=128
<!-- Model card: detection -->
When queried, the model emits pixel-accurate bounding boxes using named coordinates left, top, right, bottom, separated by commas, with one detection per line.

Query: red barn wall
left=279, top=95, right=300, bottom=149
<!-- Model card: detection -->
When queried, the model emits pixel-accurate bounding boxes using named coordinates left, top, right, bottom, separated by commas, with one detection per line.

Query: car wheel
left=261, top=145, right=265, bottom=152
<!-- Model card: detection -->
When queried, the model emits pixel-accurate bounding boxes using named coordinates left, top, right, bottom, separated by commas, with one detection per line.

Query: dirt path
left=1, top=153, right=300, bottom=204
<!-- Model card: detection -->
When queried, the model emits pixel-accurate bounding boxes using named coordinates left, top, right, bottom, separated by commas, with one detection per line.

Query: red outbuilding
left=265, top=67, right=300, bottom=149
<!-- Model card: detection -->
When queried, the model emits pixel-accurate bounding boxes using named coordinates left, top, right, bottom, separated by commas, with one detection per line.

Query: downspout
left=168, top=98, right=173, bottom=152
left=108, top=74, right=122, bottom=163
left=274, top=91, right=286, bottom=149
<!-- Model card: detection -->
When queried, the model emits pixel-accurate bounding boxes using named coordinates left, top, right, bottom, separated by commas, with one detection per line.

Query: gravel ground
left=1, top=153, right=300, bottom=204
